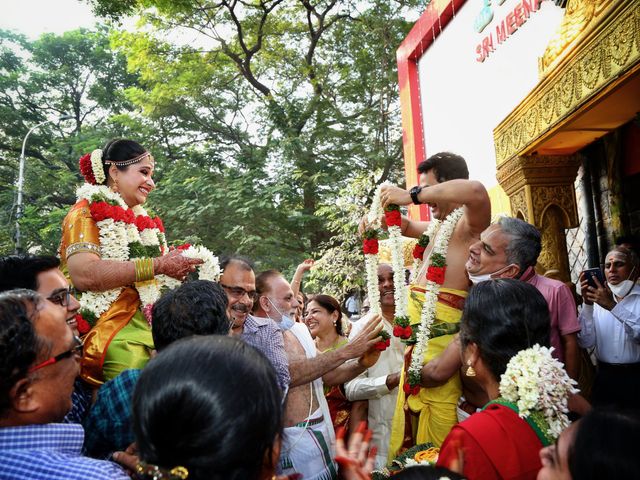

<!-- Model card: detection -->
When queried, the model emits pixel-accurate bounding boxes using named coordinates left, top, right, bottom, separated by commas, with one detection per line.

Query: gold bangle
left=134, top=258, right=155, bottom=282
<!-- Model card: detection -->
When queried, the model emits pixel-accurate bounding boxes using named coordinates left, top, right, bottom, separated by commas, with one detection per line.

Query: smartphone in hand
left=582, top=267, right=605, bottom=289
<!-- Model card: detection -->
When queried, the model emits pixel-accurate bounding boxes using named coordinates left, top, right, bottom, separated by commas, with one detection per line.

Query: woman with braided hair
left=60, top=139, right=202, bottom=386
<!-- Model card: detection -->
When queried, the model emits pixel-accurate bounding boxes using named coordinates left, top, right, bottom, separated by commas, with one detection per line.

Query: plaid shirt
left=0, top=423, right=128, bottom=479
left=63, top=378, right=93, bottom=425
left=83, top=369, right=141, bottom=459
left=242, top=315, right=290, bottom=391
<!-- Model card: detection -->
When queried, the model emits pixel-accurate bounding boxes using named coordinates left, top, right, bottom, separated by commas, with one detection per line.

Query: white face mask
left=607, top=267, right=636, bottom=298
left=608, top=280, right=635, bottom=298
left=266, top=297, right=295, bottom=331
left=468, top=264, right=517, bottom=285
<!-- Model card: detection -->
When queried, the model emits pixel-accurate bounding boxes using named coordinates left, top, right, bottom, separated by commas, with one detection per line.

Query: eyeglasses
left=219, top=283, right=258, bottom=302
left=29, top=336, right=83, bottom=373
left=46, top=287, right=77, bottom=308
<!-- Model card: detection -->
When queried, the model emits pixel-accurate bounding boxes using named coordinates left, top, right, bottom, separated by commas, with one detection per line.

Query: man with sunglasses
left=0, top=254, right=92, bottom=425
left=0, top=255, right=82, bottom=336
left=219, top=255, right=290, bottom=392
left=0, top=290, right=128, bottom=479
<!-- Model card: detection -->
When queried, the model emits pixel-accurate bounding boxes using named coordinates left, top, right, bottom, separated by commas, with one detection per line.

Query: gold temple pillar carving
left=496, top=155, right=581, bottom=282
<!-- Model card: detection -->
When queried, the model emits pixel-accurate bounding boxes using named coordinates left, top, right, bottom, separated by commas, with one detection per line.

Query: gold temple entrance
left=495, top=0, right=640, bottom=281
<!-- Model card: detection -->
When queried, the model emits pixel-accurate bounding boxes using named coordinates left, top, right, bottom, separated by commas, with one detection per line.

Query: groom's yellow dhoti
left=388, top=285, right=466, bottom=461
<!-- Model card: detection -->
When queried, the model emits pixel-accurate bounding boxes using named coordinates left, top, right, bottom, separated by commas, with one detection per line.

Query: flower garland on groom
left=367, top=152, right=491, bottom=457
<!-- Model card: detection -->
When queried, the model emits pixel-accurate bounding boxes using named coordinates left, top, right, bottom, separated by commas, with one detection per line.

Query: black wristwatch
left=409, top=185, right=423, bottom=205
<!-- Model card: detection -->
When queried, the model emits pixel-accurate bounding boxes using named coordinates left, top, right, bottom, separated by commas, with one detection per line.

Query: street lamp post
left=14, top=114, right=74, bottom=254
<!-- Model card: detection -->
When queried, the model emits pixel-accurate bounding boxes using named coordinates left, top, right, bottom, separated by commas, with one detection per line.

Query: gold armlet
left=66, top=242, right=101, bottom=259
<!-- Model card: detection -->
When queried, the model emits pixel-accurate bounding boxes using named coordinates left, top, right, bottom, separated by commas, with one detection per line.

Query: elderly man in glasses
left=0, top=254, right=91, bottom=425
left=0, top=290, right=129, bottom=479
left=218, top=255, right=290, bottom=392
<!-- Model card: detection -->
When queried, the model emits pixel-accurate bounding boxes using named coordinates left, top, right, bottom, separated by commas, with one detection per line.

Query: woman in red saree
left=437, top=279, right=576, bottom=480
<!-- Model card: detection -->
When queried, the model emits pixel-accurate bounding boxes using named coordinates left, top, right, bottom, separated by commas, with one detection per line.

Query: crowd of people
left=0, top=140, right=638, bottom=480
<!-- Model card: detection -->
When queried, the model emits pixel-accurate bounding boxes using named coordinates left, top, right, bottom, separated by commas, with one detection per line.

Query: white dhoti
left=278, top=408, right=338, bottom=480
left=278, top=323, right=337, bottom=479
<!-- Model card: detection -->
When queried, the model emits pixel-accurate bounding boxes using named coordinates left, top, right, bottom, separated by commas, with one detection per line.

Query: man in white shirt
left=345, top=263, right=404, bottom=467
left=578, top=246, right=640, bottom=409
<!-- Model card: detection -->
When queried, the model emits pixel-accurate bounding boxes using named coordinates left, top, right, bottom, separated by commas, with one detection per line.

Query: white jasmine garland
left=407, top=208, right=464, bottom=388
left=499, top=344, right=578, bottom=440
left=96, top=219, right=129, bottom=260
left=365, top=253, right=381, bottom=316
left=181, top=245, right=222, bottom=281
left=363, top=183, right=387, bottom=317
left=367, top=183, right=385, bottom=227
left=90, top=149, right=106, bottom=185
left=388, top=224, right=408, bottom=318
left=76, top=183, right=127, bottom=208
left=74, top=183, right=218, bottom=325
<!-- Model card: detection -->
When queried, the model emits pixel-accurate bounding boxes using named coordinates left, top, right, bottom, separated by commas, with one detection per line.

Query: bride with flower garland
left=60, top=139, right=206, bottom=386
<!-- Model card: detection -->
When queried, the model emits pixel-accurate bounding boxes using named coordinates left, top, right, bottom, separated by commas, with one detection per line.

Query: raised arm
left=381, top=179, right=491, bottom=237
left=290, top=259, right=314, bottom=297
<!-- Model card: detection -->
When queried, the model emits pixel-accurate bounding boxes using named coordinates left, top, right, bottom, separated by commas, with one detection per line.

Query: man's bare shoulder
left=284, top=329, right=306, bottom=357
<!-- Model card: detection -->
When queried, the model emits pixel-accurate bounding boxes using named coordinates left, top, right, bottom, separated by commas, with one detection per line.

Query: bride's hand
left=154, top=250, right=203, bottom=280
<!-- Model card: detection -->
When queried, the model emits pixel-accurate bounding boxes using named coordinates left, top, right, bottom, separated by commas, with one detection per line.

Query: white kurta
left=344, top=312, right=405, bottom=467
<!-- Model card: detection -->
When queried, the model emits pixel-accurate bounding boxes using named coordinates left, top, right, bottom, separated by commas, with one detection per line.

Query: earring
left=112, top=180, right=119, bottom=193
left=465, top=359, right=476, bottom=377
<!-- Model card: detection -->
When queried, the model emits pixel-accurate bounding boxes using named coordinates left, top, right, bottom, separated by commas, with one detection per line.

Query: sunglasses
left=46, top=287, right=77, bottom=308
left=29, top=336, right=83, bottom=373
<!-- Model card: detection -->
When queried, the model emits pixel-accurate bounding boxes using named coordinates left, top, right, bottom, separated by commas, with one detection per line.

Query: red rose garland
left=426, top=253, right=446, bottom=285
left=362, top=238, right=379, bottom=255
left=412, top=234, right=429, bottom=259
left=402, top=207, right=465, bottom=396
left=403, top=382, right=421, bottom=396
left=79, top=153, right=97, bottom=185
left=88, top=201, right=161, bottom=233
left=75, top=313, right=91, bottom=336
left=384, top=205, right=402, bottom=227
left=373, top=330, right=391, bottom=351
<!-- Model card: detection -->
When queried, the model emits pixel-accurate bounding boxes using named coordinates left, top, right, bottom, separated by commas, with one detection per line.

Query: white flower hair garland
left=498, top=344, right=578, bottom=442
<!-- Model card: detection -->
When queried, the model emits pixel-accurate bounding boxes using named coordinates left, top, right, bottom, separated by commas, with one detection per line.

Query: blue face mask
left=267, top=297, right=295, bottom=331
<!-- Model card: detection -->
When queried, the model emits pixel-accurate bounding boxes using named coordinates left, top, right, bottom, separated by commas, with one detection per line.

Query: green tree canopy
left=86, top=0, right=417, bottom=279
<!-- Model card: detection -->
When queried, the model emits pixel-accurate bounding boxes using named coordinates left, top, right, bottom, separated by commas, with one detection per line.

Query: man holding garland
left=378, top=152, right=491, bottom=457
